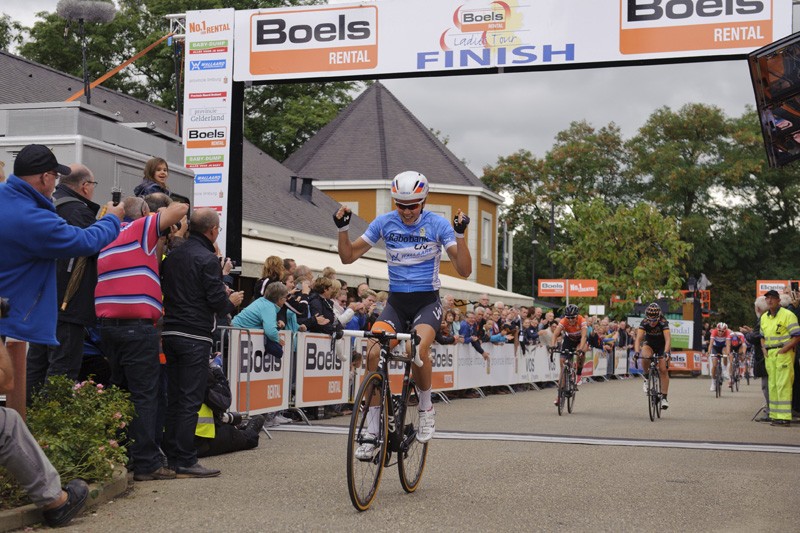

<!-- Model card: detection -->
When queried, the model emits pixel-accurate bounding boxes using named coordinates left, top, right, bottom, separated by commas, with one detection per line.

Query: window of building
left=481, top=212, right=493, bottom=265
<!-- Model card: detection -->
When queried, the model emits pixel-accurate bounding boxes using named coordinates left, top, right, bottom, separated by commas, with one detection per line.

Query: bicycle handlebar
left=340, top=329, right=423, bottom=367
left=341, top=329, right=413, bottom=341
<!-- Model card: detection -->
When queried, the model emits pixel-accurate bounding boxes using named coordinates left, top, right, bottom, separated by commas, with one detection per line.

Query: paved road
left=65, top=375, right=798, bottom=532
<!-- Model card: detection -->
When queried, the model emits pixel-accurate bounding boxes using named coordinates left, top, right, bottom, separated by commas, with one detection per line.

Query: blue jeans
left=99, top=322, right=161, bottom=475
left=162, top=335, right=211, bottom=468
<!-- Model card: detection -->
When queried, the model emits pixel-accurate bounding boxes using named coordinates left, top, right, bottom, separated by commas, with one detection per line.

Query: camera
left=0, top=297, right=8, bottom=319
left=220, top=411, right=242, bottom=426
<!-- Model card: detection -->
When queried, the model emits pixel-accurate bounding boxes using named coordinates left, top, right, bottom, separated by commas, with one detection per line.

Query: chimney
left=300, top=177, right=313, bottom=201
left=289, top=175, right=298, bottom=194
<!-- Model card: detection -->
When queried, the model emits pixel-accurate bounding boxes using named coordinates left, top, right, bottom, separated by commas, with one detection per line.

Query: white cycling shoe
left=416, top=408, right=435, bottom=443
left=355, top=434, right=377, bottom=461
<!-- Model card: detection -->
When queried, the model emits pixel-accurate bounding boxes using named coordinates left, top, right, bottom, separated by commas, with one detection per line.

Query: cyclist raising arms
left=550, top=304, right=588, bottom=405
left=707, top=322, right=731, bottom=392
left=334, top=171, right=472, bottom=453
left=634, top=303, right=672, bottom=410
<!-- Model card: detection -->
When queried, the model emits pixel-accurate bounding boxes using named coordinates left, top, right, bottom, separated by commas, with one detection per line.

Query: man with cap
left=0, top=144, right=124, bottom=349
left=759, top=289, right=800, bottom=426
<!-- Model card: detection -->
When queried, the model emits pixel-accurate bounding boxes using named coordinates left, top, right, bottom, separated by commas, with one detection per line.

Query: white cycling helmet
left=391, top=171, right=429, bottom=202
left=716, top=322, right=727, bottom=331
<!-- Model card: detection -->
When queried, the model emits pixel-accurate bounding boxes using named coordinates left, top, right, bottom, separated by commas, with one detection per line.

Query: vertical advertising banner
left=295, top=332, right=349, bottom=407
left=430, top=343, right=456, bottom=391
left=183, top=9, right=235, bottom=254
left=228, top=329, right=291, bottom=415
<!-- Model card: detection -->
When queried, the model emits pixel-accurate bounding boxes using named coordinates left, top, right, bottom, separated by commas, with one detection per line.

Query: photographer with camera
left=194, top=364, right=265, bottom=458
left=26, top=163, right=110, bottom=403
left=95, top=196, right=188, bottom=482
left=1, top=301, right=89, bottom=527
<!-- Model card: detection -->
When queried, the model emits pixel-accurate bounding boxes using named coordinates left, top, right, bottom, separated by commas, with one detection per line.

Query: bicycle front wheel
left=347, top=371, right=389, bottom=512
left=745, top=362, right=751, bottom=385
left=715, top=362, right=722, bottom=398
left=557, top=370, right=566, bottom=416
left=653, top=371, right=662, bottom=419
left=647, top=370, right=657, bottom=422
left=398, top=381, right=429, bottom=493
left=567, top=371, right=576, bottom=414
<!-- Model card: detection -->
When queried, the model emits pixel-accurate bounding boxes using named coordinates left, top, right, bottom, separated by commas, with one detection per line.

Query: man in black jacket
left=26, top=164, right=101, bottom=401
left=161, top=208, right=244, bottom=478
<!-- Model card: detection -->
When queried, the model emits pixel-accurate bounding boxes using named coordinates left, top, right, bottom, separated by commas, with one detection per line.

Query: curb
left=0, top=466, right=130, bottom=532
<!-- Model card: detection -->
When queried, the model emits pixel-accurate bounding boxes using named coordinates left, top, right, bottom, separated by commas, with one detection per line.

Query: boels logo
left=455, top=2, right=510, bottom=33
left=186, top=127, right=228, bottom=149
left=248, top=5, right=377, bottom=75
left=620, top=0, right=772, bottom=54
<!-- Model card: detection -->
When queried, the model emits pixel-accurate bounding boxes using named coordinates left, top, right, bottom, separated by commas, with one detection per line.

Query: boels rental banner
left=228, top=329, right=291, bottom=415
left=295, top=332, right=349, bottom=408
left=230, top=0, right=792, bottom=82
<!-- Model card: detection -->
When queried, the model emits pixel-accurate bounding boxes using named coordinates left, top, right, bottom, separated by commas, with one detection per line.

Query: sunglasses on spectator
left=395, top=201, right=422, bottom=211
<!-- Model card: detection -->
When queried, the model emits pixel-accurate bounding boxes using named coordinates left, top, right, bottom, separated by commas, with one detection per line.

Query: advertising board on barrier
left=228, top=329, right=291, bottom=415
left=430, top=343, right=456, bottom=390
left=295, top=332, right=349, bottom=407
left=231, top=0, right=792, bottom=82
left=756, top=279, right=795, bottom=296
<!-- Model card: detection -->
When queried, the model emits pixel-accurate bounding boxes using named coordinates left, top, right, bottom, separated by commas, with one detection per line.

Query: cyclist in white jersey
left=334, top=171, right=472, bottom=458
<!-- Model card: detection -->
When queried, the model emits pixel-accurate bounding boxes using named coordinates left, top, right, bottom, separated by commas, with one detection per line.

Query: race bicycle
left=340, top=329, right=428, bottom=512
left=549, top=345, right=579, bottom=416
left=730, top=352, right=743, bottom=392
left=636, top=352, right=669, bottom=422
left=743, top=347, right=753, bottom=386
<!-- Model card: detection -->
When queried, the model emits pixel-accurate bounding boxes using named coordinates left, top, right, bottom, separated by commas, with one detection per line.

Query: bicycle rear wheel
left=567, top=371, right=576, bottom=414
left=557, top=370, right=566, bottom=416
left=398, top=381, right=429, bottom=493
left=647, top=370, right=657, bottom=422
left=347, top=372, right=389, bottom=512
left=745, top=361, right=751, bottom=385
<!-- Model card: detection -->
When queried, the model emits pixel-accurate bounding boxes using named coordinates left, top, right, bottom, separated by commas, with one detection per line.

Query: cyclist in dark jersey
left=634, top=303, right=672, bottom=410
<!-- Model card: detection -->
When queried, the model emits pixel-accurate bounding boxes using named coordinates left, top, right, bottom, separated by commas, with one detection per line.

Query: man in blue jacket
left=0, top=144, right=123, bottom=345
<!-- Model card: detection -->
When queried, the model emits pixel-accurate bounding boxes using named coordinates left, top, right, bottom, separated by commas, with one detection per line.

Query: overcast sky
left=4, top=2, right=799, bottom=175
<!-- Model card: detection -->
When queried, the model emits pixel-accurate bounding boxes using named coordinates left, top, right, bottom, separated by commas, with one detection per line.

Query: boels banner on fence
left=229, top=0, right=792, bottom=82
left=225, top=331, right=632, bottom=415
left=756, top=279, right=799, bottom=296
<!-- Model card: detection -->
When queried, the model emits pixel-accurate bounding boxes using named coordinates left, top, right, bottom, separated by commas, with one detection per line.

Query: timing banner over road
left=231, top=0, right=793, bottom=82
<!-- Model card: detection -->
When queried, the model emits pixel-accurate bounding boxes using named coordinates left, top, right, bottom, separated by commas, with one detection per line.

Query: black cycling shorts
left=643, top=337, right=666, bottom=354
left=374, top=291, right=442, bottom=334
left=559, top=336, right=582, bottom=357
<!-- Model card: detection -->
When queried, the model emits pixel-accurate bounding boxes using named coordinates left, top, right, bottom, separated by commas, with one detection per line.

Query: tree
left=544, top=120, right=633, bottom=208
left=0, top=14, right=24, bottom=51
left=548, top=199, right=691, bottom=316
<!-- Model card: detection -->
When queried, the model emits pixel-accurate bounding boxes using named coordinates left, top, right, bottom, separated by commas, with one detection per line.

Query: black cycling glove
left=453, top=213, right=470, bottom=237
left=333, top=209, right=351, bottom=232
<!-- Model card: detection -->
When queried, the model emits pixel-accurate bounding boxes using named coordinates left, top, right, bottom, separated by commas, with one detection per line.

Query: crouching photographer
left=194, top=364, right=265, bottom=458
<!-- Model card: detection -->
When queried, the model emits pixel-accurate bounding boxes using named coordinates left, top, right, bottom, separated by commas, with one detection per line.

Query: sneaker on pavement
left=355, top=434, right=377, bottom=461
left=42, top=479, right=89, bottom=528
left=133, top=466, right=177, bottom=482
left=709, top=382, right=715, bottom=391
left=175, top=462, right=220, bottom=478
left=274, top=414, right=292, bottom=425
left=416, top=408, right=435, bottom=443
left=660, top=397, right=669, bottom=410
left=554, top=397, right=559, bottom=406
left=643, top=380, right=648, bottom=394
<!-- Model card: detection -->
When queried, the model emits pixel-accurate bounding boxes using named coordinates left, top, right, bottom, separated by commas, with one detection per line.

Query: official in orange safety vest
left=759, top=290, right=800, bottom=427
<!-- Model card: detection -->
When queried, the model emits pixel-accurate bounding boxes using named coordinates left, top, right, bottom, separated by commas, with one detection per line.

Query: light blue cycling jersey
left=361, top=210, right=457, bottom=293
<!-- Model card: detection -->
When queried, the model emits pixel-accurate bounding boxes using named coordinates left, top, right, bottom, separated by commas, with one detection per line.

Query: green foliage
left=0, top=14, right=24, bottom=51
left=551, top=199, right=691, bottom=316
left=27, top=376, right=134, bottom=483
left=0, top=468, right=29, bottom=510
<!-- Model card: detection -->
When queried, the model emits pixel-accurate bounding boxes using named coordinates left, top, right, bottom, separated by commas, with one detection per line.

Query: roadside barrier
left=222, top=330, right=637, bottom=416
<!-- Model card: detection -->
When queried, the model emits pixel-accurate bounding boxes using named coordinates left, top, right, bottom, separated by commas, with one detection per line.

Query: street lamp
left=531, top=238, right=539, bottom=299
left=57, top=0, right=117, bottom=105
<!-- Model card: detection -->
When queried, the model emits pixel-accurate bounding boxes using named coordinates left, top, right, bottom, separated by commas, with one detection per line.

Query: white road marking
left=270, top=425, right=800, bottom=454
